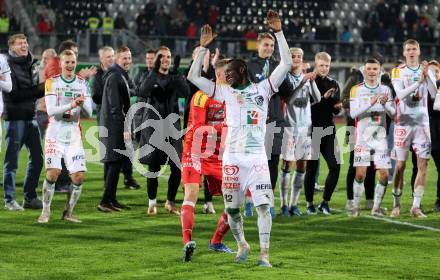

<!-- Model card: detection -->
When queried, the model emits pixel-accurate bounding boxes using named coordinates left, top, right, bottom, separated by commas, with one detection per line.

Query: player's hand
left=75, top=95, right=85, bottom=106
left=303, top=71, right=317, bottom=81
left=123, top=131, right=131, bottom=140
left=211, top=48, right=220, bottom=68
left=266, top=9, right=282, bottom=32
left=323, top=88, right=335, bottom=99
left=0, top=74, right=5, bottom=81
left=334, top=102, right=343, bottom=110
left=370, top=95, right=378, bottom=105
left=200, top=24, right=217, bottom=48
left=78, top=66, right=97, bottom=79
left=379, top=94, right=388, bottom=105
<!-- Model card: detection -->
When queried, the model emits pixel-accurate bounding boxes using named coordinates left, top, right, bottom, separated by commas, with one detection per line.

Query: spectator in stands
left=3, top=34, right=43, bottom=211
left=154, top=6, right=169, bottom=36
left=36, top=15, right=52, bottom=34
left=340, top=25, right=352, bottom=43
left=405, top=4, right=418, bottom=33
left=377, top=22, right=390, bottom=42
left=136, top=10, right=149, bottom=37
left=114, top=13, right=127, bottom=30
left=208, top=4, right=219, bottom=27
left=55, top=13, right=68, bottom=43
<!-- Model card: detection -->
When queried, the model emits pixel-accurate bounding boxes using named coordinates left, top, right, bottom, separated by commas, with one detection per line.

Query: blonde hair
left=315, top=52, right=331, bottom=62
left=8, top=34, right=26, bottom=47
left=403, top=39, right=419, bottom=50
left=59, top=49, right=76, bottom=60
left=290, top=47, right=304, bottom=56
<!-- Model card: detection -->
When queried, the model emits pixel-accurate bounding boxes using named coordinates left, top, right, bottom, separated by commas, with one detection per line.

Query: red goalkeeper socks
left=181, top=205, right=195, bottom=245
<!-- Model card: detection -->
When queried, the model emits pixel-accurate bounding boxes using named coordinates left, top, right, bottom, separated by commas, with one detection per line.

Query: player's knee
left=46, top=169, right=61, bottom=182
left=226, top=207, right=240, bottom=216
left=71, top=172, right=84, bottom=185
left=281, top=161, right=291, bottom=173
left=256, top=204, right=270, bottom=216
left=396, top=161, right=406, bottom=171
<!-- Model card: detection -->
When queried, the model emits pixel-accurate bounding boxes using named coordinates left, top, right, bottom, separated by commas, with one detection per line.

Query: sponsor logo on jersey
left=223, top=176, right=239, bottom=182
left=65, top=92, right=73, bottom=97
left=222, top=182, right=240, bottom=189
left=252, top=163, right=269, bottom=173
left=247, top=110, right=259, bottom=124
left=256, top=184, right=271, bottom=190
left=223, top=165, right=239, bottom=175
left=254, top=95, right=264, bottom=106
left=394, top=128, right=407, bottom=137
left=293, top=97, right=308, bottom=108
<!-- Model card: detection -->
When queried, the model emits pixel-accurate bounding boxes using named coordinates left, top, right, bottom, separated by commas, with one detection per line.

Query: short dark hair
left=228, top=59, right=249, bottom=76
left=365, top=58, right=380, bottom=65
left=146, top=49, right=156, bottom=55
left=58, top=40, right=78, bottom=54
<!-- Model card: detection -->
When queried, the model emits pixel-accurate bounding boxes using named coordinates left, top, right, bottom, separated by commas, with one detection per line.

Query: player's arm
left=426, top=68, right=438, bottom=99
left=391, top=67, right=421, bottom=100
left=267, top=10, right=292, bottom=91
left=187, top=25, right=217, bottom=99
left=383, top=86, right=395, bottom=117
left=310, top=80, right=321, bottom=105
left=349, top=86, right=373, bottom=119
left=45, top=79, right=75, bottom=117
left=0, top=57, right=12, bottom=93
left=80, top=82, right=93, bottom=118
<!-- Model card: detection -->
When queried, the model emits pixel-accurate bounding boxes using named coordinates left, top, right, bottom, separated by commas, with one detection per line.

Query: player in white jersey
left=188, top=10, right=292, bottom=267
left=0, top=53, right=12, bottom=150
left=38, top=49, right=92, bottom=223
left=349, top=58, right=395, bottom=217
left=390, top=39, right=437, bottom=218
left=279, top=47, right=321, bottom=217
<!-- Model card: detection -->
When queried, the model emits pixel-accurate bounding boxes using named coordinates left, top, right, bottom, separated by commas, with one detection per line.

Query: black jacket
left=3, top=52, right=43, bottom=121
left=91, top=67, right=105, bottom=122
left=247, top=56, right=292, bottom=155
left=312, top=75, right=341, bottom=128
left=99, top=64, right=131, bottom=162
left=136, top=70, right=190, bottom=165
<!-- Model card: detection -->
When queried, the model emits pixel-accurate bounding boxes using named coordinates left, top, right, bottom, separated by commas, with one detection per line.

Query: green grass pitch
left=0, top=119, right=439, bottom=280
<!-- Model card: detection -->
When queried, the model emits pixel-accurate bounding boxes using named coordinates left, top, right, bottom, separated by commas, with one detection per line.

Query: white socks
left=228, top=211, right=246, bottom=245
left=412, top=186, right=424, bottom=209
left=279, top=169, right=290, bottom=207
left=290, top=170, right=304, bottom=207
left=392, top=188, right=401, bottom=208
left=256, top=205, right=272, bottom=251
left=353, top=179, right=365, bottom=209
left=67, top=184, right=82, bottom=216
left=42, top=179, right=55, bottom=211
left=373, top=182, right=386, bottom=210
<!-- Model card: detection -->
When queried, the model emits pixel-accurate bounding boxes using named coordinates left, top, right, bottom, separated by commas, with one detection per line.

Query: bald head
left=41, top=48, right=57, bottom=67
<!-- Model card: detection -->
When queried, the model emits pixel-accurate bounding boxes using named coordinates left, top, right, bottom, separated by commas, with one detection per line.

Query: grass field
left=0, top=119, right=440, bottom=280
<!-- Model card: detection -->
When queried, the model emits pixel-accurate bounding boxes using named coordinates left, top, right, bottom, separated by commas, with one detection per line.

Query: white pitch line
left=333, top=208, right=440, bottom=233
left=366, top=215, right=440, bottom=233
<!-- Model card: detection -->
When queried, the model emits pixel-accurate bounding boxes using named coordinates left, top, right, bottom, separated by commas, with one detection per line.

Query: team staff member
left=304, top=52, right=342, bottom=215
left=137, top=46, right=190, bottom=216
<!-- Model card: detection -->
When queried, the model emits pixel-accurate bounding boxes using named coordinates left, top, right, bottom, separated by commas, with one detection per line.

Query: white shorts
left=221, top=153, right=274, bottom=209
left=354, top=125, right=390, bottom=169
left=45, top=124, right=86, bottom=174
left=281, top=129, right=312, bottom=161
left=393, top=125, right=431, bottom=161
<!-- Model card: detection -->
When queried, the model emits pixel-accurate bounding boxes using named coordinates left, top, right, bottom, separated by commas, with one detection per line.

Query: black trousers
left=147, top=161, right=181, bottom=202
left=121, top=157, right=133, bottom=179
left=268, top=154, right=280, bottom=190
left=304, top=132, right=341, bottom=203
left=101, top=159, right=124, bottom=204
left=346, top=150, right=376, bottom=200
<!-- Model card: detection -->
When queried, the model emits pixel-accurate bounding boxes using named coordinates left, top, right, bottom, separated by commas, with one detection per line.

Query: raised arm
left=80, top=84, right=93, bottom=118
left=187, top=25, right=216, bottom=97
left=267, top=10, right=292, bottom=90
left=391, top=67, right=421, bottom=100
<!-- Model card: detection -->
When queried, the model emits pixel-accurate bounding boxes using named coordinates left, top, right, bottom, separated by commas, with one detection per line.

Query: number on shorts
left=46, top=158, right=51, bottom=165
left=224, top=194, right=232, bottom=202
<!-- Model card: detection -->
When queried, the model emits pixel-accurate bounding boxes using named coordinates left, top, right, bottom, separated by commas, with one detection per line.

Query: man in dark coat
left=136, top=45, right=190, bottom=215
left=97, top=46, right=132, bottom=212
left=246, top=32, right=292, bottom=217
left=3, top=34, right=44, bottom=210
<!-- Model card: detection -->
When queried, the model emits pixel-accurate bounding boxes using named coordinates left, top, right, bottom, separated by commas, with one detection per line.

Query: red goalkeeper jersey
left=183, top=90, right=225, bottom=161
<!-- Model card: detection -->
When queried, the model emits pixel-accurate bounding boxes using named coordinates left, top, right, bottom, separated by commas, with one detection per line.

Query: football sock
left=279, top=169, right=290, bottom=207
left=181, top=201, right=195, bottom=245
left=256, top=204, right=271, bottom=250
left=373, top=182, right=386, bottom=210
left=353, top=179, right=365, bottom=209
left=66, top=184, right=82, bottom=216
left=148, top=199, right=157, bottom=207
left=42, top=179, right=55, bottom=211
left=211, top=211, right=230, bottom=244
left=290, top=170, right=304, bottom=207
left=412, top=186, right=424, bottom=209
left=227, top=211, right=246, bottom=245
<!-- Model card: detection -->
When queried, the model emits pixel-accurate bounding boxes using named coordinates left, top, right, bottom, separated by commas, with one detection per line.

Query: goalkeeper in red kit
left=180, top=58, right=234, bottom=262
